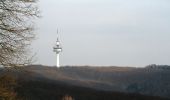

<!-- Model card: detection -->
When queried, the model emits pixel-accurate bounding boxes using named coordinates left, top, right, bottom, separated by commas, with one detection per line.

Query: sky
left=32, top=0, right=170, bottom=67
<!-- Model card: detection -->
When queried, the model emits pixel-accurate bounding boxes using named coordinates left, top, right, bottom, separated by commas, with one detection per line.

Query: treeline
left=146, top=64, right=170, bottom=70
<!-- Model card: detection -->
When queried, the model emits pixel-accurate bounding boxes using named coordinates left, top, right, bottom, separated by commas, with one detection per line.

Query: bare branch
left=0, top=0, right=39, bottom=67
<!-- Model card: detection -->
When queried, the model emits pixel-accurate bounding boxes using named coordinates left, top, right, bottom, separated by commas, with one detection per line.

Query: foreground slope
left=17, top=77, right=167, bottom=100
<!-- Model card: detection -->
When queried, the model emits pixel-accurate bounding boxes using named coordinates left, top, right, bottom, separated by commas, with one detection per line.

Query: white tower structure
left=53, top=30, right=62, bottom=67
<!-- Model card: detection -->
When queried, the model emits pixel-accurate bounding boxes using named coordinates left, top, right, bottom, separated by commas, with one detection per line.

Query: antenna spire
left=57, top=28, right=59, bottom=34
left=57, top=28, right=59, bottom=41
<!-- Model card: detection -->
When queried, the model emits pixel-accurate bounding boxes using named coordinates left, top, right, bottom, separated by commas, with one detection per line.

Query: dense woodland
left=0, top=65, right=170, bottom=100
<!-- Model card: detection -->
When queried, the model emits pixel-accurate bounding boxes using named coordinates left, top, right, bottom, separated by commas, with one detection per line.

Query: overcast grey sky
left=33, top=0, right=170, bottom=67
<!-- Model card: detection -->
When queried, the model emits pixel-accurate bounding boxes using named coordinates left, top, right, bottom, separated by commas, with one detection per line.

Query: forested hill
left=0, top=65, right=170, bottom=100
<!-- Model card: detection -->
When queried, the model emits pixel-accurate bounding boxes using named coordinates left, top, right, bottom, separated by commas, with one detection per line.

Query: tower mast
left=53, top=29, right=62, bottom=67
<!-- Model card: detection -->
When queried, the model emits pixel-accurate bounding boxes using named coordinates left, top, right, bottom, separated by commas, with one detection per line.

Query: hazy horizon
left=32, top=0, right=170, bottom=67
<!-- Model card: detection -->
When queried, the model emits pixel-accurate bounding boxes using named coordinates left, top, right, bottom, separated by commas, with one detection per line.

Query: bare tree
left=0, top=0, right=39, bottom=67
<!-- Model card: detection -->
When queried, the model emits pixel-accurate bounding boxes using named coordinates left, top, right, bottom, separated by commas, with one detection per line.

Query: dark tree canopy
left=0, top=0, right=39, bottom=67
